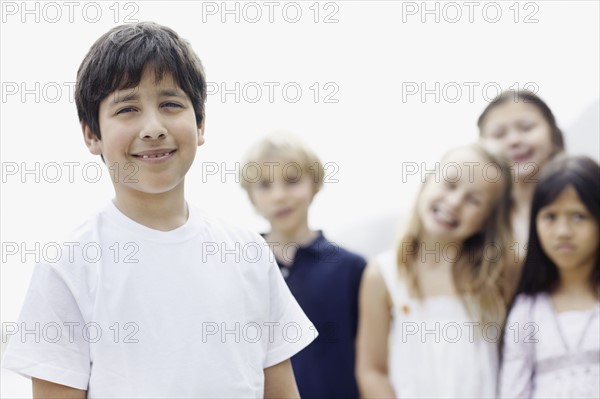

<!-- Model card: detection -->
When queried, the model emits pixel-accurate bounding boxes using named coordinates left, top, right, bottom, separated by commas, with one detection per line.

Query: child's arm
left=263, top=359, right=300, bottom=399
left=355, top=262, right=396, bottom=398
left=33, top=377, right=86, bottom=399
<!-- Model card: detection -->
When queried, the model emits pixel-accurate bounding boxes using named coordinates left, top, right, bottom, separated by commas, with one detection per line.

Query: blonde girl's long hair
left=396, top=143, right=513, bottom=326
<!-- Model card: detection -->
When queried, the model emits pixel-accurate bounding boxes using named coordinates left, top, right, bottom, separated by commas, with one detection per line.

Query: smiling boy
left=2, top=22, right=316, bottom=398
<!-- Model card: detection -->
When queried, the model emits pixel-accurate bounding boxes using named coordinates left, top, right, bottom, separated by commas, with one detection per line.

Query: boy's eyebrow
left=110, top=88, right=187, bottom=105
left=111, top=91, right=138, bottom=105
left=159, top=88, right=187, bottom=98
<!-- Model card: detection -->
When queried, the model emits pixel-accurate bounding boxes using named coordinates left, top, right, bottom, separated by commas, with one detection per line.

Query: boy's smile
left=83, top=67, right=204, bottom=197
left=131, top=148, right=177, bottom=162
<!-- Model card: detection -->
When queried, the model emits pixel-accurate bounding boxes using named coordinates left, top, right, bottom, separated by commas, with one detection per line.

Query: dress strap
left=376, top=250, right=409, bottom=310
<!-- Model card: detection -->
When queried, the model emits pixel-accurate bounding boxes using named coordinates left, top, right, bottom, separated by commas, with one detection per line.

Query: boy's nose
left=139, top=114, right=168, bottom=140
left=140, top=130, right=167, bottom=140
left=270, top=183, right=287, bottom=201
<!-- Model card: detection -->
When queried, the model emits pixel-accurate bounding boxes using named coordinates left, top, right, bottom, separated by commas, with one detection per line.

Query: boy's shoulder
left=42, top=202, right=274, bottom=289
left=309, top=232, right=366, bottom=269
left=57, top=202, right=269, bottom=270
left=192, top=206, right=265, bottom=245
left=332, top=242, right=367, bottom=267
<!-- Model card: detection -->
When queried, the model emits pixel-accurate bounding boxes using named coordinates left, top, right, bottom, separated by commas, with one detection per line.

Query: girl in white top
left=499, top=155, right=600, bottom=399
left=356, top=143, right=513, bottom=398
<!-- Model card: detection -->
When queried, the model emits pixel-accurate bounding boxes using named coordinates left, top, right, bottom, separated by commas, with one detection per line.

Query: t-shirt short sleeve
left=262, top=256, right=318, bottom=368
left=2, top=263, right=91, bottom=390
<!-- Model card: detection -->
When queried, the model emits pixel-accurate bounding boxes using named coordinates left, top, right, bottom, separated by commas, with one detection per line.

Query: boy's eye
left=162, top=102, right=182, bottom=108
left=285, top=177, right=300, bottom=185
left=116, top=107, right=136, bottom=115
left=258, top=180, right=271, bottom=189
left=445, top=181, right=457, bottom=190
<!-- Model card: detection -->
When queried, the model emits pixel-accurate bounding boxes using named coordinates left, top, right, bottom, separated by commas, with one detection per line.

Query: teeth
left=140, top=152, right=169, bottom=159
left=435, top=207, right=456, bottom=224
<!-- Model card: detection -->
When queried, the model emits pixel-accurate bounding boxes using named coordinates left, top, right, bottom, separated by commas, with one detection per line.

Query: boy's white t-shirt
left=2, top=201, right=317, bottom=398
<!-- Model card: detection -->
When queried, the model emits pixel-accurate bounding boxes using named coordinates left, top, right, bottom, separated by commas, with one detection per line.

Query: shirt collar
left=301, top=230, right=328, bottom=254
left=260, top=230, right=328, bottom=254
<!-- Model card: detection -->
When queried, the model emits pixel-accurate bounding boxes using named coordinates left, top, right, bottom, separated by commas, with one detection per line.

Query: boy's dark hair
left=75, top=22, right=206, bottom=138
left=514, top=154, right=600, bottom=298
left=477, top=90, right=565, bottom=153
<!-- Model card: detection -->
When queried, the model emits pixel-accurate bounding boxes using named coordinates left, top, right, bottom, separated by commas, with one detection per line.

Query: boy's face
left=83, top=67, right=204, bottom=196
left=248, top=159, right=315, bottom=235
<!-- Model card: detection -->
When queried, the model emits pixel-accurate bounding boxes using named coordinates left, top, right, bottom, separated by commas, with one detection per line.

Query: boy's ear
left=197, top=117, right=206, bottom=147
left=82, top=123, right=102, bottom=155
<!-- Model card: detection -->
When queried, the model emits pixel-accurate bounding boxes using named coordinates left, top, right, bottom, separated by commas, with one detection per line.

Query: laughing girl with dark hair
left=478, top=91, right=566, bottom=298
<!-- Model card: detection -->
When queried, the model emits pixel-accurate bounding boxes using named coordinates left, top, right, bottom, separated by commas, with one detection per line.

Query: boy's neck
left=266, top=225, right=318, bottom=248
left=113, top=184, right=188, bottom=231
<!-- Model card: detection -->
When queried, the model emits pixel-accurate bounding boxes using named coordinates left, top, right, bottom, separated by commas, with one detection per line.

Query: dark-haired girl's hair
left=499, top=155, right=600, bottom=359
left=514, top=154, right=600, bottom=298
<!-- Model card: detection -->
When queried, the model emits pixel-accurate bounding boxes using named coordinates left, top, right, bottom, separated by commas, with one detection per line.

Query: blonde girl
left=356, top=143, right=512, bottom=398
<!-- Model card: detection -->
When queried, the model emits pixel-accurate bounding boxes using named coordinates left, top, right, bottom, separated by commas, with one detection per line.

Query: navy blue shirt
left=266, top=231, right=366, bottom=399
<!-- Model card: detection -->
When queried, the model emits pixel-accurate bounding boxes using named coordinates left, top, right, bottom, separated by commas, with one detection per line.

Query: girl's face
left=417, top=147, right=503, bottom=244
left=537, top=185, right=599, bottom=272
left=480, top=101, right=555, bottom=183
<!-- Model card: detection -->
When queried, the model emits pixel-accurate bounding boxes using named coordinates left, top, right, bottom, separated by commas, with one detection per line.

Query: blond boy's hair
left=240, top=132, right=325, bottom=194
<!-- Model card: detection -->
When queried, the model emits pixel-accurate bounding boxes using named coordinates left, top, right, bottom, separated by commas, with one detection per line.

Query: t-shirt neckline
left=104, top=200, right=203, bottom=243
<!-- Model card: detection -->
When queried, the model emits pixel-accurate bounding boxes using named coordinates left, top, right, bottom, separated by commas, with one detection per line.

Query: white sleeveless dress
left=377, top=250, right=499, bottom=398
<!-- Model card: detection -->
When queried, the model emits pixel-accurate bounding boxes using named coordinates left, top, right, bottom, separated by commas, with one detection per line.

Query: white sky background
left=1, top=1, right=599, bottom=394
